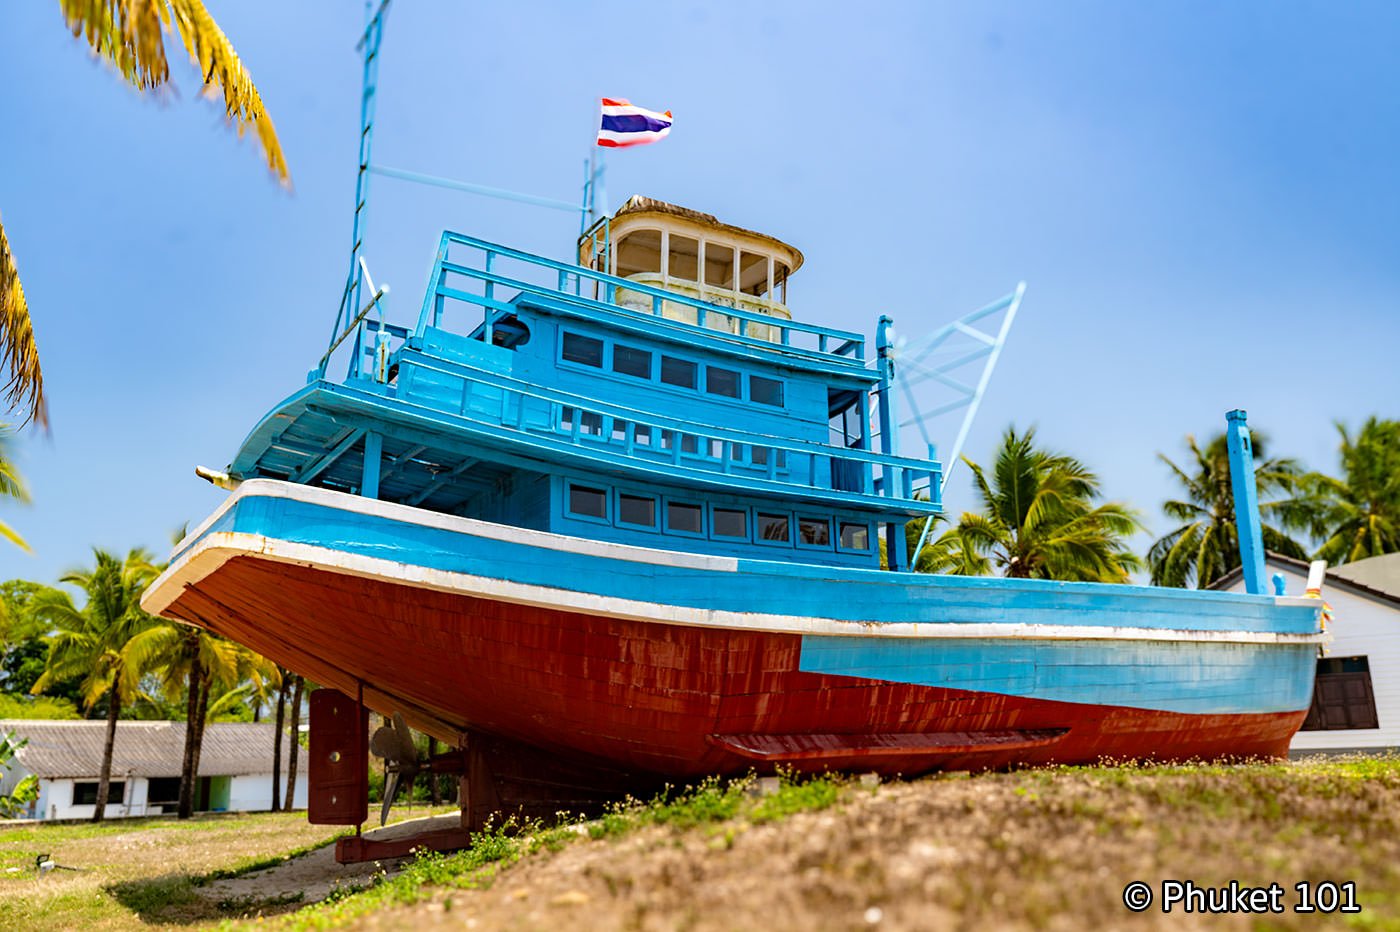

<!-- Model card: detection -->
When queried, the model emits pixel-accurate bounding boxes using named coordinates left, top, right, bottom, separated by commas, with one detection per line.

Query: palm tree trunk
left=283, top=675, right=304, bottom=811
left=177, top=638, right=203, bottom=820
left=270, top=670, right=287, bottom=811
left=427, top=736, right=441, bottom=805
left=189, top=675, right=211, bottom=810
left=92, top=683, right=121, bottom=823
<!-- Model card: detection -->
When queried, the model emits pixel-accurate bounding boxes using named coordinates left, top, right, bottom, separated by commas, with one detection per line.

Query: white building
left=0, top=719, right=308, bottom=820
left=1214, top=552, right=1400, bottom=754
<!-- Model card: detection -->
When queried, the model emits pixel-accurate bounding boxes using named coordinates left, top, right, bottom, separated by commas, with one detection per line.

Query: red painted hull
left=166, top=556, right=1305, bottom=777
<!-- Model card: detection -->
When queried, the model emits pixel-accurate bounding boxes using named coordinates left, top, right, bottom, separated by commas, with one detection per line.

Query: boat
left=139, top=7, right=1326, bottom=861
left=142, top=189, right=1326, bottom=848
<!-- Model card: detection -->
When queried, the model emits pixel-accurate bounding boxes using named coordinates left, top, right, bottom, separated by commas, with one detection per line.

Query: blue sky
left=1, top=1, right=1397, bottom=585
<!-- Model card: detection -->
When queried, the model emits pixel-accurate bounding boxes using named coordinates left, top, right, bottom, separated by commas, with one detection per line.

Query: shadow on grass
left=109, top=872, right=307, bottom=925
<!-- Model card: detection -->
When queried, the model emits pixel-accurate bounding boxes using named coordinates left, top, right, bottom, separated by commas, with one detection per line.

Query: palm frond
left=0, top=216, right=46, bottom=429
left=59, top=0, right=289, bottom=184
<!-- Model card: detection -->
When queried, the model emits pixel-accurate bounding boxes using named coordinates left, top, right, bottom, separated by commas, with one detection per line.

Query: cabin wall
left=464, top=473, right=552, bottom=531
left=547, top=474, right=880, bottom=569
left=1221, top=563, right=1400, bottom=752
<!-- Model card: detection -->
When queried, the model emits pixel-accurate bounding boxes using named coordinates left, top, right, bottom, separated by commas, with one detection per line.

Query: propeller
left=369, top=711, right=422, bottom=826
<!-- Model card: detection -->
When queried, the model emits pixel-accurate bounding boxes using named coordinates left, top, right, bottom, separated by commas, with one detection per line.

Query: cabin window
left=713, top=508, right=748, bottom=538
left=618, top=494, right=657, bottom=528
left=1302, top=656, right=1379, bottom=730
left=634, top=425, right=653, bottom=446
left=613, top=344, right=652, bottom=379
left=758, top=513, right=791, bottom=542
left=773, top=263, right=789, bottom=304
left=681, top=434, right=700, bottom=455
left=739, top=250, right=769, bottom=296
left=706, top=367, right=741, bottom=398
left=616, top=229, right=662, bottom=277
left=562, top=407, right=604, bottom=437
left=704, top=242, right=735, bottom=288
left=74, top=781, right=125, bottom=805
left=561, top=332, right=604, bottom=367
left=567, top=484, right=608, bottom=519
left=667, top=501, right=704, bottom=534
left=750, top=376, right=784, bottom=407
left=668, top=234, right=699, bottom=282
left=661, top=355, right=698, bottom=389
left=839, top=522, right=871, bottom=551
left=798, top=517, right=831, bottom=547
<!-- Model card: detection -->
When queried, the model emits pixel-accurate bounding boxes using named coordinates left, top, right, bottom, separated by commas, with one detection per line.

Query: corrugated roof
left=0, top=720, right=297, bottom=779
left=1329, top=552, right=1400, bottom=600
left=1208, top=551, right=1400, bottom=608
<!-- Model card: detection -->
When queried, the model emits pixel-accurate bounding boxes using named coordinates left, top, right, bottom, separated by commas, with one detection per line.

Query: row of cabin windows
left=607, top=229, right=790, bottom=304
left=566, top=482, right=871, bottom=551
left=561, top=331, right=784, bottom=407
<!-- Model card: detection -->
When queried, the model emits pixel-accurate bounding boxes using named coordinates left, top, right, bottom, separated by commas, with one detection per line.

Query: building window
left=668, top=234, right=699, bottom=281
left=567, top=484, right=608, bottom=520
left=661, top=355, right=698, bottom=389
left=612, top=344, right=652, bottom=379
left=798, top=517, right=831, bottom=547
left=839, top=522, right=871, bottom=551
left=667, top=501, right=704, bottom=535
left=1302, top=656, right=1380, bottom=731
left=73, top=781, right=125, bottom=805
left=706, top=366, right=740, bottom=399
left=561, top=332, right=604, bottom=367
left=750, top=375, right=784, bottom=407
left=618, top=494, right=657, bottom=528
left=713, top=508, right=748, bottom=538
left=758, top=513, right=790, bottom=543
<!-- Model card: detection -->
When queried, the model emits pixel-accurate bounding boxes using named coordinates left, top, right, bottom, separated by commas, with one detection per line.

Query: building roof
left=0, top=720, right=296, bottom=779
left=1208, top=551, right=1400, bottom=608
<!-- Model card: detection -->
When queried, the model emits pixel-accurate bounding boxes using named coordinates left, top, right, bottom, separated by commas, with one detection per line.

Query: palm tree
left=1, top=0, right=291, bottom=429
left=1148, top=431, right=1310, bottom=588
left=940, top=426, right=1143, bottom=582
left=125, top=621, right=279, bottom=819
left=0, top=427, right=31, bottom=550
left=1308, top=417, right=1400, bottom=565
left=29, top=548, right=159, bottom=821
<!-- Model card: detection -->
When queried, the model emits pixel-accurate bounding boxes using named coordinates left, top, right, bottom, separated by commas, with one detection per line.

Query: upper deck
left=226, top=198, right=944, bottom=568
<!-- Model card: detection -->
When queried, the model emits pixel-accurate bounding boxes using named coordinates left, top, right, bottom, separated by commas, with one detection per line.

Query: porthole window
left=567, top=485, right=607, bottom=519
left=613, top=344, right=652, bottom=379
left=839, top=522, right=870, bottom=551
left=667, top=501, right=704, bottom=534
left=713, top=508, right=748, bottom=538
left=661, top=355, right=698, bottom=389
left=706, top=366, right=740, bottom=398
left=750, top=375, right=784, bottom=407
left=798, top=517, right=831, bottom=547
left=619, top=494, right=657, bottom=528
left=758, top=513, right=790, bottom=542
left=561, top=332, right=604, bottom=367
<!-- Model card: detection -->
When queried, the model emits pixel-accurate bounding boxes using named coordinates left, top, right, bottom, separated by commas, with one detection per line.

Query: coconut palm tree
left=1148, top=431, right=1310, bottom=589
left=940, top=426, right=1143, bottom=582
left=0, top=427, right=31, bottom=551
left=29, top=548, right=160, bottom=821
left=124, top=621, right=279, bottom=819
left=1308, top=417, right=1400, bottom=565
left=0, top=0, right=291, bottom=430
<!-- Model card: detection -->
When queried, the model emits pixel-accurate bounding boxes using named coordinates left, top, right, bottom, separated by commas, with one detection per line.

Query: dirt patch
left=335, top=763, right=1400, bottom=931
left=200, top=813, right=462, bottom=906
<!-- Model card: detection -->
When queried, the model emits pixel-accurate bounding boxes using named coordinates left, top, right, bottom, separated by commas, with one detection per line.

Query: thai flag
left=597, top=98, right=672, bottom=148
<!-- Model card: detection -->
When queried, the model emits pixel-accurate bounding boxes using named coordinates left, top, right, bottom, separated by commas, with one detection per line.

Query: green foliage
left=1148, top=430, right=1311, bottom=588
left=0, top=730, right=38, bottom=817
left=1308, top=416, right=1400, bottom=565
left=749, top=772, right=843, bottom=823
left=933, top=426, right=1143, bottom=581
left=0, top=691, right=80, bottom=719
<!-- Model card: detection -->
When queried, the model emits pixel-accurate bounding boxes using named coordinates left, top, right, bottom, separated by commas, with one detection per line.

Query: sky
left=1, top=0, right=1397, bottom=586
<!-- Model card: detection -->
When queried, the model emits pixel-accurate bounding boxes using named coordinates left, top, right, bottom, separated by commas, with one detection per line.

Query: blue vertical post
left=876, top=316, right=906, bottom=570
left=362, top=431, right=383, bottom=499
left=1226, top=409, right=1267, bottom=594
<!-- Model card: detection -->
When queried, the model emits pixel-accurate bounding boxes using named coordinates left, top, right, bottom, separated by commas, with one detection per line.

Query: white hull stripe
left=143, top=531, right=1330, bottom=647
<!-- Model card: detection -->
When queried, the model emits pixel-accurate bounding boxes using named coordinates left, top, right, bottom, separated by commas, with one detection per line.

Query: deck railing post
left=1226, top=409, right=1268, bottom=595
left=876, top=316, right=905, bottom=570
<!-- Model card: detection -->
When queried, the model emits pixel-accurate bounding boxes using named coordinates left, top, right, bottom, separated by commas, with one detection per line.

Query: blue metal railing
left=392, top=348, right=942, bottom=513
left=415, top=232, right=868, bottom=365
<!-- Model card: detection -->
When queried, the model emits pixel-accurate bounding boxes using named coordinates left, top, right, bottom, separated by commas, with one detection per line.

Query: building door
left=1302, top=656, right=1380, bottom=730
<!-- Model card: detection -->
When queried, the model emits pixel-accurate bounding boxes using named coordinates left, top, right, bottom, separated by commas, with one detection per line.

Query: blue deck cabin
left=224, top=196, right=944, bottom=569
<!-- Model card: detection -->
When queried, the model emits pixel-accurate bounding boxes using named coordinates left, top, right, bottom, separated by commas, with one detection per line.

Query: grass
left=3, top=759, right=1399, bottom=930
